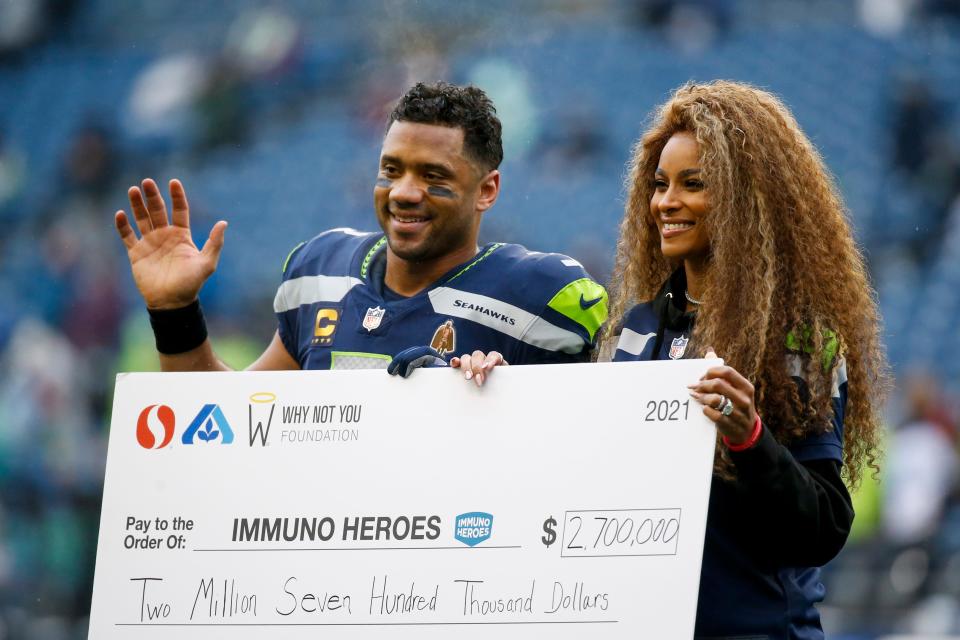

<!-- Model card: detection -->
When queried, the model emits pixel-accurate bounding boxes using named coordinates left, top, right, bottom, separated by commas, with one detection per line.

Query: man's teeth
left=395, top=215, right=427, bottom=222
left=664, top=222, right=693, bottom=230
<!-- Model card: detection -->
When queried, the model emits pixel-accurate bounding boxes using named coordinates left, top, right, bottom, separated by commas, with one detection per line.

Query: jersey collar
left=360, top=235, right=503, bottom=299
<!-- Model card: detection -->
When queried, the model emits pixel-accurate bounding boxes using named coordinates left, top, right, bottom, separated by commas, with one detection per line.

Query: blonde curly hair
left=606, top=80, right=889, bottom=485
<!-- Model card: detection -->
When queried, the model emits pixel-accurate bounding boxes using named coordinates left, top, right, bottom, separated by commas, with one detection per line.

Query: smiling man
left=115, top=82, right=607, bottom=372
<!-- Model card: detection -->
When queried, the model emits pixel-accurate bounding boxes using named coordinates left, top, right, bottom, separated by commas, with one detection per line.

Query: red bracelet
left=723, top=414, right=762, bottom=451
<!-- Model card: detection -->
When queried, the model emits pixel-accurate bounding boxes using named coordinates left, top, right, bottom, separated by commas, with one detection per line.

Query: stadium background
left=1, top=0, right=959, bottom=637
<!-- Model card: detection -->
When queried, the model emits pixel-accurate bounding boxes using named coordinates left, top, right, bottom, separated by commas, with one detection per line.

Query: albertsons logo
left=182, top=404, right=235, bottom=445
left=454, top=512, right=493, bottom=547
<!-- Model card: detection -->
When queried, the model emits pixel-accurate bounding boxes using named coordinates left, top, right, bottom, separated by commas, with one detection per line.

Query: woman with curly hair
left=439, top=78, right=889, bottom=637
left=604, top=80, right=889, bottom=638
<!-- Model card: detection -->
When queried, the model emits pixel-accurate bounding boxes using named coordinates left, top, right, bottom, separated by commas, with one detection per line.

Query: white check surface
left=89, top=360, right=718, bottom=639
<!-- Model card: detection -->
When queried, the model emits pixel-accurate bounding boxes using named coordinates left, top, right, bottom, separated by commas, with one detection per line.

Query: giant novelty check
left=89, top=360, right=718, bottom=639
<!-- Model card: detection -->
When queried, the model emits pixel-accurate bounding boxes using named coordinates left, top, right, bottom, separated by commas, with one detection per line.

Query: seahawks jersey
left=273, top=229, right=608, bottom=370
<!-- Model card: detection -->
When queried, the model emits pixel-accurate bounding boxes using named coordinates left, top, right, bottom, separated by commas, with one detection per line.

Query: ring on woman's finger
left=721, top=397, right=735, bottom=417
left=713, top=394, right=727, bottom=411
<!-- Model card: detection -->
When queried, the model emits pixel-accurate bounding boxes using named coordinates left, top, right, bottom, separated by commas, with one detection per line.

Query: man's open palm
left=114, top=178, right=227, bottom=310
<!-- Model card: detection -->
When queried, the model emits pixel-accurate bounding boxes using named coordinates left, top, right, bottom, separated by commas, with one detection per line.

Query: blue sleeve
left=787, top=357, right=848, bottom=463
left=273, top=241, right=308, bottom=362
left=511, top=254, right=608, bottom=364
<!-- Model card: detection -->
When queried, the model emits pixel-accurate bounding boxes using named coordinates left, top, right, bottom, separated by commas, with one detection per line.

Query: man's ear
left=476, top=170, right=500, bottom=213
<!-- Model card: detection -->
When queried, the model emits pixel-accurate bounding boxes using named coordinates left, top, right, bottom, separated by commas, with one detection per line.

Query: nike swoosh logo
left=579, top=294, right=604, bottom=310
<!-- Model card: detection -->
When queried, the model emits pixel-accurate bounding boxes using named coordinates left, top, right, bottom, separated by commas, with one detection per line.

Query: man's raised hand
left=114, top=178, right=227, bottom=310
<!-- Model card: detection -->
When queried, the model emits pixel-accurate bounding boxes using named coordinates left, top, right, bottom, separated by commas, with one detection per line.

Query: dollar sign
left=542, top=516, right=557, bottom=548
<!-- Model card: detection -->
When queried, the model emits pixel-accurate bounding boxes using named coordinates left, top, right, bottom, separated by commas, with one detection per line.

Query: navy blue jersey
left=273, top=229, right=607, bottom=370
left=607, top=268, right=851, bottom=640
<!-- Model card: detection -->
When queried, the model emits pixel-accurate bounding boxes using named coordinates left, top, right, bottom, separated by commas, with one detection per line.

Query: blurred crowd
left=2, top=1, right=960, bottom=638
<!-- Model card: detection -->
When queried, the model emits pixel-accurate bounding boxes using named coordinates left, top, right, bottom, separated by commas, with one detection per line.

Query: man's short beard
left=388, top=240, right=438, bottom=263
left=379, top=208, right=476, bottom=266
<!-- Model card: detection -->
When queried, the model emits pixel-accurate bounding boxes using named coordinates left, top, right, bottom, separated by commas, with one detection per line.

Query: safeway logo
left=136, top=405, right=175, bottom=449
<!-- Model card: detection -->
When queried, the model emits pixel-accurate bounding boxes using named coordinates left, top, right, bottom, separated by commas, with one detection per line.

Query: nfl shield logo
left=669, top=336, right=688, bottom=360
left=362, top=306, right=385, bottom=332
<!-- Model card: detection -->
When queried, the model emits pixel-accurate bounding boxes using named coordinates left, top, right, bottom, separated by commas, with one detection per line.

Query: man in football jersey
left=114, top=82, right=607, bottom=376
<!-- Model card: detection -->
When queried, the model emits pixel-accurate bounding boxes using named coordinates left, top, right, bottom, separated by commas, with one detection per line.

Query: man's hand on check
left=387, top=346, right=449, bottom=378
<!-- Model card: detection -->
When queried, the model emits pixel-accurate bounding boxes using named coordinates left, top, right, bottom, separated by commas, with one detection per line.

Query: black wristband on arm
left=147, top=300, right=208, bottom=355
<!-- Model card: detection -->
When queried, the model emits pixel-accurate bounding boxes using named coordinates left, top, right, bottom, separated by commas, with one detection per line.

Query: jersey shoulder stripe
left=274, top=229, right=381, bottom=313
left=467, top=244, right=609, bottom=343
left=274, top=275, right=363, bottom=313
left=611, top=301, right=659, bottom=359
left=427, top=287, right=587, bottom=355
left=615, top=327, right=656, bottom=357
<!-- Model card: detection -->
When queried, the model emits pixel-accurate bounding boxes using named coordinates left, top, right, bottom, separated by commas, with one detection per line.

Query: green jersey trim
left=546, top=278, right=608, bottom=341
left=446, top=243, right=504, bottom=284
left=786, top=326, right=839, bottom=372
left=281, top=242, right=306, bottom=274
left=360, top=236, right=388, bottom=279
left=330, top=351, right=392, bottom=370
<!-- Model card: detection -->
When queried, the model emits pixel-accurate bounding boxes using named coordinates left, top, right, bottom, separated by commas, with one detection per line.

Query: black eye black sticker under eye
left=427, top=186, right=456, bottom=199
left=375, top=178, right=392, bottom=188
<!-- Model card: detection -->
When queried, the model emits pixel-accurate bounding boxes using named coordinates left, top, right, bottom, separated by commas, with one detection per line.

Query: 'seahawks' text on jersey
left=273, top=229, right=608, bottom=370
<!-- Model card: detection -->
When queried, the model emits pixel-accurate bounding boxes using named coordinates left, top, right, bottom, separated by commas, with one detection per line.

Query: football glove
left=387, top=346, right=449, bottom=378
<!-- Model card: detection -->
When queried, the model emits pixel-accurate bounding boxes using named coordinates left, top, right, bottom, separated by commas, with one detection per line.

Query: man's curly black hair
left=387, top=82, right=503, bottom=172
